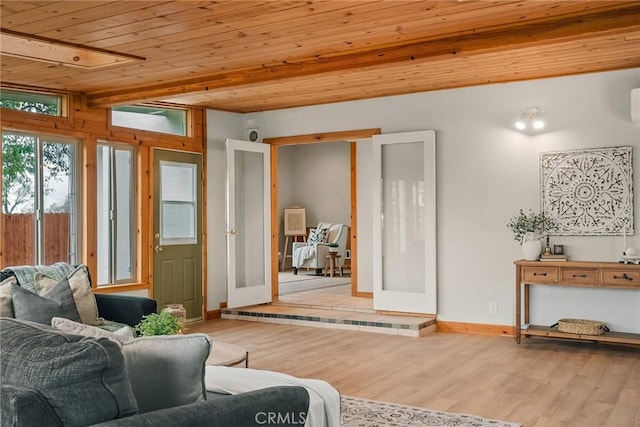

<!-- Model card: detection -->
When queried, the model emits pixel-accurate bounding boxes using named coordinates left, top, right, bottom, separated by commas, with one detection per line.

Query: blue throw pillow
left=11, top=278, right=81, bottom=325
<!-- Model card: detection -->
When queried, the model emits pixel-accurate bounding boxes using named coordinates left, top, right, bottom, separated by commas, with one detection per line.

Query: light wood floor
left=188, top=319, right=640, bottom=427
left=276, top=284, right=373, bottom=312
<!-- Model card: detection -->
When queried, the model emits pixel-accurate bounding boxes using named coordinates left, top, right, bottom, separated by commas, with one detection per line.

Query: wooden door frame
left=263, top=128, right=381, bottom=299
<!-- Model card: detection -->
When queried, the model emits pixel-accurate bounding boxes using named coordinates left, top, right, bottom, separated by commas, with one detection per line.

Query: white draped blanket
left=292, top=245, right=316, bottom=268
left=205, top=366, right=340, bottom=427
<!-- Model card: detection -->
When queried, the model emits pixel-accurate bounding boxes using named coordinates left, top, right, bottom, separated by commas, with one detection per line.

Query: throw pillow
left=11, top=279, right=81, bottom=325
left=51, top=317, right=134, bottom=345
left=121, top=334, right=211, bottom=413
left=1, top=318, right=138, bottom=425
left=307, top=228, right=328, bottom=246
left=35, top=265, right=100, bottom=325
left=0, top=277, right=16, bottom=317
left=99, top=319, right=135, bottom=337
left=50, top=316, right=211, bottom=414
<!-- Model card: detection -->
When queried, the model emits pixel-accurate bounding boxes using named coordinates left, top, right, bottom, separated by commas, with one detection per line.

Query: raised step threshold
left=221, top=305, right=436, bottom=337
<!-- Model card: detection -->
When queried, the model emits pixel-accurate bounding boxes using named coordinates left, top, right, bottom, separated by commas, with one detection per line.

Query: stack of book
left=540, top=253, right=568, bottom=261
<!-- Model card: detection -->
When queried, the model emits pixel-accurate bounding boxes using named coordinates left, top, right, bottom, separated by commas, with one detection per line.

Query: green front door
left=153, top=149, right=203, bottom=319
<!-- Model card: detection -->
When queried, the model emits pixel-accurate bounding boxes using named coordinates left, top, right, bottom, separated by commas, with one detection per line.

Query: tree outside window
left=1, top=98, right=77, bottom=265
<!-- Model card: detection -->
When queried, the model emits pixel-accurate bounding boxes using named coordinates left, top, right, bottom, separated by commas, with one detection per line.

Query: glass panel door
left=381, top=142, right=425, bottom=293
left=2, top=131, right=78, bottom=266
left=42, top=139, right=76, bottom=265
left=226, top=139, right=271, bottom=308
left=372, top=131, right=437, bottom=314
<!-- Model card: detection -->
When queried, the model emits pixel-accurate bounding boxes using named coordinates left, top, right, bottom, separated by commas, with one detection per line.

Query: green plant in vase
left=507, top=209, right=558, bottom=260
left=327, top=242, right=339, bottom=252
left=134, top=311, right=185, bottom=336
left=507, top=209, right=557, bottom=242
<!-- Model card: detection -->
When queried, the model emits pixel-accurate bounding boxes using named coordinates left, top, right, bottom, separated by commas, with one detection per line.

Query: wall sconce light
left=515, top=107, right=546, bottom=132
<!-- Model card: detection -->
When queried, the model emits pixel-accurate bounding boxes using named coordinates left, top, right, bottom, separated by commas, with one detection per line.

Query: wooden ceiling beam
left=87, top=5, right=640, bottom=108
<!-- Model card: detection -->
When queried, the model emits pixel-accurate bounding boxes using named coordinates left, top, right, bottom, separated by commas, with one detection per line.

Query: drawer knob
left=533, top=272, right=547, bottom=277
left=572, top=274, right=588, bottom=278
left=613, top=273, right=633, bottom=281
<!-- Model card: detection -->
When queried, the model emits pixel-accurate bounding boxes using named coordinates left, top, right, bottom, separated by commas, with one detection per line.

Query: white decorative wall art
left=540, top=146, right=633, bottom=236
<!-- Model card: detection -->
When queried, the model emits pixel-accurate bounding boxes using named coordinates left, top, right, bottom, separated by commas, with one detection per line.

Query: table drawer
left=602, top=270, right=640, bottom=286
left=523, top=267, right=558, bottom=283
left=561, top=268, right=599, bottom=284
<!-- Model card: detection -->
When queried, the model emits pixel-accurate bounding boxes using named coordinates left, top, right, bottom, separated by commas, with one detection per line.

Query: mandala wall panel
left=540, top=146, right=633, bottom=236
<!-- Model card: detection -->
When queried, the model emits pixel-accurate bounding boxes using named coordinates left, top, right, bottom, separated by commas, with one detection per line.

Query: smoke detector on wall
left=247, top=128, right=261, bottom=142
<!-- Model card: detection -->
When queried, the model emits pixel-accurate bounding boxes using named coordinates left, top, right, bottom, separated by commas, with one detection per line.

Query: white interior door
left=226, top=138, right=272, bottom=308
left=372, top=131, right=437, bottom=314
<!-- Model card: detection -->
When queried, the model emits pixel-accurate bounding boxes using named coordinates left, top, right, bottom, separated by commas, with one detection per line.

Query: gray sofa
left=0, top=318, right=310, bottom=427
left=0, top=263, right=312, bottom=426
left=0, top=264, right=157, bottom=328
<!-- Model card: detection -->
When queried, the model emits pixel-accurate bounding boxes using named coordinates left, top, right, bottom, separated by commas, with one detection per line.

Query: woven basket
left=556, top=318, right=607, bottom=335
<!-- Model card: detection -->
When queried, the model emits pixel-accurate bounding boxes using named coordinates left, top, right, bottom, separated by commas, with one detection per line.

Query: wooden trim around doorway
left=270, top=144, right=280, bottom=299
left=264, top=128, right=380, bottom=299
left=264, top=128, right=380, bottom=146
left=349, top=142, right=359, bottom=297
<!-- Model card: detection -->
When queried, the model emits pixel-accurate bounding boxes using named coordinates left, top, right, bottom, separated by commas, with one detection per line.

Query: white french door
left=226, top=138, right=272, bottom=308
left=372, top=131, right=437, bottom=314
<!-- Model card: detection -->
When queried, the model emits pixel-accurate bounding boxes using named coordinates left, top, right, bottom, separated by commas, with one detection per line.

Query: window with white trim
left=111, top=105, right=188, bottom=136
left=1, top=131, right=78, bottom=265
left=160, top=161, right=197, bottom=245
left=0, top=88, right=64, bottom=117
left=96, top=143, right=136, bottom=285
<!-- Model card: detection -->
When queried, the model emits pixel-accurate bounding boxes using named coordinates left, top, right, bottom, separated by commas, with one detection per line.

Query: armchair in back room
left=291, top=223, right=348, bottom=275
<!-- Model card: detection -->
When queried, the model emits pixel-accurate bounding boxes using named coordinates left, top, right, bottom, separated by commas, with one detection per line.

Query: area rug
left=279, top=271, right=323, bottom=283
left=340, top=396, right=521, bottom=427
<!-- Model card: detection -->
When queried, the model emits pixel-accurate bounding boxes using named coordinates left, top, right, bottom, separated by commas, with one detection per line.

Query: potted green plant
left=327, top=242, right=339, bottom=253
left=134, top=311, right=185, bottom=336
left=507, top=209, right=557, bottom=260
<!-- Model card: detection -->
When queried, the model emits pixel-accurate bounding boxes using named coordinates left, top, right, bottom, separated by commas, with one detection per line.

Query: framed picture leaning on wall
left=283, top=207, right=306, bottom=236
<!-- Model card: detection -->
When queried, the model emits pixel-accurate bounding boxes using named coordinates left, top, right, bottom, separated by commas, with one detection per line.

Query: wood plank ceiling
left=1, top=1, right=639, bottom=113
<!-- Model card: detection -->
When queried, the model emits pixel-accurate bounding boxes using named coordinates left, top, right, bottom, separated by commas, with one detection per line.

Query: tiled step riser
left=271, top=301, right=377, bottom=314
left=222, top=310, right=436, bottom=337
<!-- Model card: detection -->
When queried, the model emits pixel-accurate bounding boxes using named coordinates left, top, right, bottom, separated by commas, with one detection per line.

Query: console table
left=514, top=260, right=640, bottom=346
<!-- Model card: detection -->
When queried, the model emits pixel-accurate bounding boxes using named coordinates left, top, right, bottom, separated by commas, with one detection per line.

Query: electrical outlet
left=489, top=301, right=498, bottom=314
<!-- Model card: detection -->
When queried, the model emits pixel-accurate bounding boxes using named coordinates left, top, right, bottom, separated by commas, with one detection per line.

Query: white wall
left=207, top=69, right=640, bottom=333
left=278, top=143, right=351, bottom=225
left=205, top=111, right=245, bottom=310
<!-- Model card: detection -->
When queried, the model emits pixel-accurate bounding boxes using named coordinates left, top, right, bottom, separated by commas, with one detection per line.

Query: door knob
left=154, top=245, right=163, bottom=253
left=227, top=229, right=237, bottom=235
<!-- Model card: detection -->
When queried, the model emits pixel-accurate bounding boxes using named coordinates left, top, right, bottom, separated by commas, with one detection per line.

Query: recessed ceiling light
left=0, top=29, right=144, bottom=69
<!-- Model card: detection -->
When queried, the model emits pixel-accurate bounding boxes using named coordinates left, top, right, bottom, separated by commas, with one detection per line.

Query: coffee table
left=206, top=342, right=249, bottom=368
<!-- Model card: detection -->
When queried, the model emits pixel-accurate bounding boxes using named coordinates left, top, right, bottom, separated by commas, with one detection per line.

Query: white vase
left=521, top=232, right=542, bottom=260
